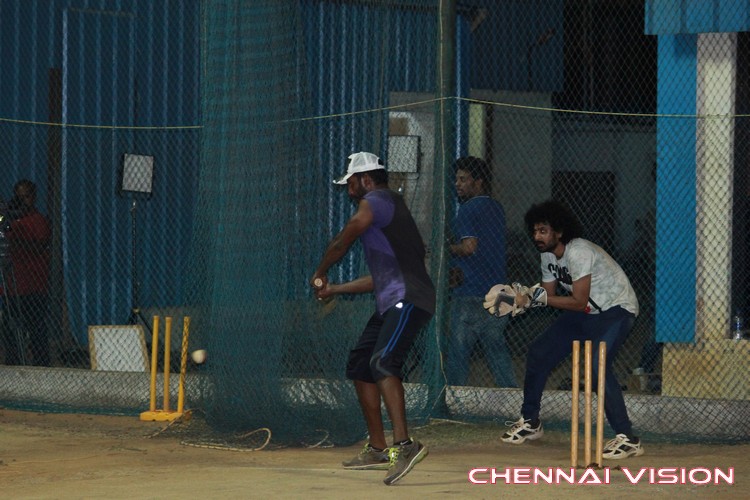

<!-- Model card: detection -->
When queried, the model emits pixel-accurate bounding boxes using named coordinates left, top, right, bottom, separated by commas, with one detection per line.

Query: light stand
left=120, top=153, right=154, bottom=333
left=0, top=203, right=27, bottom=365
left=127, top=198, right=150, bottom=330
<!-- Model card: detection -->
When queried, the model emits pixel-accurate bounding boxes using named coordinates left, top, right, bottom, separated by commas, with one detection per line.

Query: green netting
left=190, top=0, right=446, bottom=444
left=0, top=0, right=749, bottom=447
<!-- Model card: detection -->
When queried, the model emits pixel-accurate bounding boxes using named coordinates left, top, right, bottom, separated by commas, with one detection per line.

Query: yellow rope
left=5, top=95, right=743, bottom=130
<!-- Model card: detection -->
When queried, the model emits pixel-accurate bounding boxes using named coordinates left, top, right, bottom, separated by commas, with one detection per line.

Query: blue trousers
left=446, top=297, right=517, bottom=388
left=521, top=306, right=635, bottom=436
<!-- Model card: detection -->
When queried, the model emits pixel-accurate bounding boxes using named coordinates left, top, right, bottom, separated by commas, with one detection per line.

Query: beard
left=535, top=240, right=556, bottom=253
left=348, top=178, right=367, bottom=201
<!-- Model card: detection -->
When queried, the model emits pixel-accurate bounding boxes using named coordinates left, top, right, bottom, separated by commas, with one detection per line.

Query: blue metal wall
left=0, top=0, right=562, bottom=345
left=0, top=0, right=200, bottom=344
left=300, top=0, right=440, bottom=170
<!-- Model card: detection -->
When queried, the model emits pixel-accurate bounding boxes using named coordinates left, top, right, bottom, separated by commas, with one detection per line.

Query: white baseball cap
left=333, top=152, right=385, bottom=184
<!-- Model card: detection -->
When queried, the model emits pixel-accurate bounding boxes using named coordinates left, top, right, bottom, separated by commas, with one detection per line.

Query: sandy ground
left=0, top=408, right=747, bottom=499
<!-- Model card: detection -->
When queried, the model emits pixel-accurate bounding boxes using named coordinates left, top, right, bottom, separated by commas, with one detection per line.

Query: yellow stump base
left=140, top=316, right=194, bottom=424
left=140, top=409, right=192, bottom=422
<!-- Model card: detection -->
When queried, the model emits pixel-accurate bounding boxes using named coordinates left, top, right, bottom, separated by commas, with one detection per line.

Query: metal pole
left=128, top=198, right=151, bottom=334
left=431, top=0, right=456, bottom=412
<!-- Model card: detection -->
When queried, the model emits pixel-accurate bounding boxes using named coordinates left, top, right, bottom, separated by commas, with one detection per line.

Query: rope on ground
left=303, top=429, right=334, bottom=449
left=144, top=408, right=273, bottom=451
left=180, top=427, right=272, bottom=452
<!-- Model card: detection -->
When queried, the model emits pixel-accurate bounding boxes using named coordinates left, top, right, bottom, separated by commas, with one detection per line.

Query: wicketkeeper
left=483, top=199, right=644, bottom=460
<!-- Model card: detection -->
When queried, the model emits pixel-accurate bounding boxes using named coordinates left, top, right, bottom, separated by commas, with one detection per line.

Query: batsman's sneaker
left=500, top=417, right=544, bottom=444
left=342, top=443, right=390, bottom=470
left=602, top=434, right=644, bottom=459
left=383, top=439, right=428, bottom=485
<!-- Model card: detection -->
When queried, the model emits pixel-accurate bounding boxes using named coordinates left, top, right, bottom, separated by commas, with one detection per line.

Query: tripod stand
left=127, top=199, right=151, bottom=334
left=0, top=260, right=27, bottom=365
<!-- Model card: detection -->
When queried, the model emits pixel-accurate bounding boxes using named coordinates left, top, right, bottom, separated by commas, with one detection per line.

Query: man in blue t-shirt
left=447, top=156, right=516, bottom=387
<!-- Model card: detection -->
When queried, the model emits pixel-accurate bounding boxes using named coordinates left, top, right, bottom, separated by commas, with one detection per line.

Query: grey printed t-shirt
left=540, top=238, right=639, bottom=316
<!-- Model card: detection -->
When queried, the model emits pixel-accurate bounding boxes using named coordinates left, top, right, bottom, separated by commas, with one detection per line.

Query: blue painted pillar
left=655, top=34, right=697, bottom=343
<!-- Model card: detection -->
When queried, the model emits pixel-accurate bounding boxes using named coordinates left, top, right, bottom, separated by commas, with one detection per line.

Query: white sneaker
left=500, top=418, right=544, bottom=444
left=602, top=433, right=644, bottom=459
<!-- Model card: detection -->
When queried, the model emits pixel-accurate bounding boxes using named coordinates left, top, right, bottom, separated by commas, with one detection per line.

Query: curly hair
left=524, top=199, right=583, bottom=244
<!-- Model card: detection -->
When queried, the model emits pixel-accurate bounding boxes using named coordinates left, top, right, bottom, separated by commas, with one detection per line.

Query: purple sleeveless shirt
left=360, top=189, right=435, bottom=315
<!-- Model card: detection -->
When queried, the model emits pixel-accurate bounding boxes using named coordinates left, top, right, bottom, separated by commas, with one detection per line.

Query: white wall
left=386, top=91, right=656, bottom=256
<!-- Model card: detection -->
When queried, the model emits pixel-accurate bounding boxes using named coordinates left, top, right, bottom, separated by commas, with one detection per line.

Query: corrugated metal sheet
left=0, top=0, right=200, bottom=344
left=298, top=1, right=454, bottom=284
left=0, top=0, right=510, bottom=345
left=301, top=0, right=439, bottom=162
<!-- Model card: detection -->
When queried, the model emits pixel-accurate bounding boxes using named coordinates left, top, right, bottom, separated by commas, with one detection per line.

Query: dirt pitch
left=0, top=408, right=747, bottom=499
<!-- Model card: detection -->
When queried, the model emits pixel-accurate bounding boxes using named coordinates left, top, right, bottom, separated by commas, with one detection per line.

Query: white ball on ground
left=191, top=349, right=207, bottom=364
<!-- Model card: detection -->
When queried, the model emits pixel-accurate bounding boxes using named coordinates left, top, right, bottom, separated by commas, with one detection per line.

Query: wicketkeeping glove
left=529, top=284, right=548, bottom=307
left=483, top=284, right=516, bottom=317
left=512, top=282, right=548, bottom=312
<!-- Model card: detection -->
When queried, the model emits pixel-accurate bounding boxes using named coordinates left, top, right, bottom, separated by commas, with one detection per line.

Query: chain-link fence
left=0, top=0, right=748, bottom=445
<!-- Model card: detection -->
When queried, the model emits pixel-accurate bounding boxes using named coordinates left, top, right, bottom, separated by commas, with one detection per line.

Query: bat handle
left=313, top=278, right=331, bottom=302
